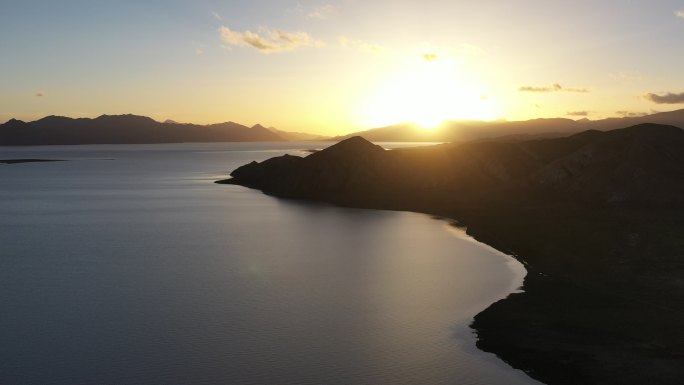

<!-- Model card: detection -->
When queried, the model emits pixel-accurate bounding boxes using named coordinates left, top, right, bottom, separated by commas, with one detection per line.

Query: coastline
left=217, top=129, right=684, bottom=385
left=218, top=187, right=684, bottom=384
left=446, top=207, right=684, bottom=385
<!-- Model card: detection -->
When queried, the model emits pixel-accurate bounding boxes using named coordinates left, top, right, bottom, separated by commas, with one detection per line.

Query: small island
left=219, top=124, right=684, bottom=385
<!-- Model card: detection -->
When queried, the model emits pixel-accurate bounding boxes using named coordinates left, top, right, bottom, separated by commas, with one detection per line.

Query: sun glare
left=359, top=54, right=497, bottom=129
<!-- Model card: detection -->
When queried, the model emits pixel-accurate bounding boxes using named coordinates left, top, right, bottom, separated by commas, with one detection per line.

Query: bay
left=0, top=143, right=541, bottom=385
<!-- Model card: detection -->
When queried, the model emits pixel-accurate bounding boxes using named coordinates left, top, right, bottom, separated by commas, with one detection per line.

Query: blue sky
left=2, top=1, right=684, bottom=134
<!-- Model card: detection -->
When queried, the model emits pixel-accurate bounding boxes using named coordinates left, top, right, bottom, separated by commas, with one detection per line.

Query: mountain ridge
left=0, top=114, right=322, bottom=145
left=5, top=108, right=684, bottom=145
left=332, top=108, right=684, bottom=142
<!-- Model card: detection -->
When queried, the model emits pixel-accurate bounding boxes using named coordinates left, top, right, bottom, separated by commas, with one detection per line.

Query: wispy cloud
left=567, top=111, right=590, bottom=117
left=339, top=36, right=386, bottom=54
left=564, top=86, right=590, bottom=93
left=609, top=71, right=641, bottom=83
left=306, top=4, right=339, bottom=19
left=211, top=11, right=222, bottom=21
left=519, top=84, right=560, bottom=92
left=220, top=25, right=323, bottom=53
left=616, top=110, right=649, bottom=118
left=643, top=92, right=684, bottom=104
left=518, top=83, right=589, bottom=93
left=676, top=10, right=684, bottom=19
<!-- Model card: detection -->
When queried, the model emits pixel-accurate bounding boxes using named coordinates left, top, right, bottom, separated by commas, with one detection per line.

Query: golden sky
left=2, top=1, right=684, bottom=134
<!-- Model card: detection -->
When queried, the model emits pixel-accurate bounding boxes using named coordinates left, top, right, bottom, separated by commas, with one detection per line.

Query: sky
left=1, top=0, right=684, bottom=135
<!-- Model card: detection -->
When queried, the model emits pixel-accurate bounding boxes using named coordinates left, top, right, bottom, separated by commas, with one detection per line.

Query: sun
left=358, top=53, right=497, bottom=129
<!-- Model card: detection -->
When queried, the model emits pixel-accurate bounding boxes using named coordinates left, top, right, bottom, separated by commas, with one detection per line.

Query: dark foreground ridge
left=218, top=124, right=684, bottom=385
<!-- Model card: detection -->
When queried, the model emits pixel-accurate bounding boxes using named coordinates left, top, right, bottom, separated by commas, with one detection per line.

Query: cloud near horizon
left=567, top=111, right=590, bottom=117
left=518, top=83, right=589, bottom=93
left=220, top=25, right=323, bottom=53
left=643, top=92, right=684, bottom=104
left=616, top=110, right=649, bottom=118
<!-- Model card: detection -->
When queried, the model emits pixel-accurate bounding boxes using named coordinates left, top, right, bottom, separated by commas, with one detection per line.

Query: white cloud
left=518, top=83, right=589, bottom=93
left=307, top=4, right=339, bottom=19
left=220, top=25, right=323, bottom=53
left=677, top=10, right=684, bottom=19
left=339, top=36, right=386, bottom=54
left=609, top=71, right=641, bottom=83
left=211, top=11, right=222, bottom=21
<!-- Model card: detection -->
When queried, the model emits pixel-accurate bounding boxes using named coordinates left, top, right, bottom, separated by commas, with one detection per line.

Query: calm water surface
left=0, top=143, right=541, bottom=385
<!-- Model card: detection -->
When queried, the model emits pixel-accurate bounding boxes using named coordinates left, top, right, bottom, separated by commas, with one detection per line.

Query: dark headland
left=218, top=123, right=684, bottom=385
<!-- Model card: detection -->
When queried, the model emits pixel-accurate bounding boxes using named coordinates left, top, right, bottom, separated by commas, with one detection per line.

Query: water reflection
left=0, top=143, right=540, bottom=385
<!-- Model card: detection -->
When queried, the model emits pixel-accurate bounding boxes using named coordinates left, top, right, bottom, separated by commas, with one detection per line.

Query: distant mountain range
left=332, top=108, right=684, bottom=142
left=0, top=114, right=322, bottom=145
left=4, top=109, right=684, bottom=145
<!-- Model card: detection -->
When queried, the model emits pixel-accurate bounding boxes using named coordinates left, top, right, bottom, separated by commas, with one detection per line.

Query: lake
left=0, top=142, right=541, bottom=385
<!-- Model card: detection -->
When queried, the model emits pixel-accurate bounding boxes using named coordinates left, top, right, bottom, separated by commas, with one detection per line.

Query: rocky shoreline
left=217, top=126, right=684, bottom=385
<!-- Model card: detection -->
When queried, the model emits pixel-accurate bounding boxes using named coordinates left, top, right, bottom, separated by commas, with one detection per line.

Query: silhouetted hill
left=332, top=108, right=684, bottom=142
left=583, top=108, right=684, bottom=131
left=0, top=114, right=286, bottom=145
left=530, top=124, right=684, bottom=205
left=230, top=124, right=684, bottom=208
left=331, top=118, right=580, bottom=142
left=264, top=125, right=330, bottom=141
left=229, top=136, right=386, bottom=201
left=220, top=124, right=684, bottom=385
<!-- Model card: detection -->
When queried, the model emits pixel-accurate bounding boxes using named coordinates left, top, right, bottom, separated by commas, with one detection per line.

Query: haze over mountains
left=333, top=108, right=684, bottom=142
left=2, top=109, right=684, bottom=145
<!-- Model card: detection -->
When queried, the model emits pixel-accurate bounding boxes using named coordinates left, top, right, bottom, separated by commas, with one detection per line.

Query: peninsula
left=218, top=123, right=684, bottom=385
